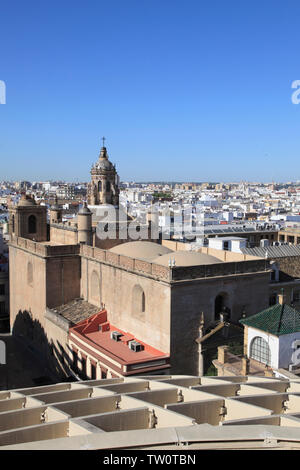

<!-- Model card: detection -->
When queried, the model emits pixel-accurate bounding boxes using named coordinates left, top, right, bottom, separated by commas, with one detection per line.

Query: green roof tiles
left=240, top=303, right=300, bottom=336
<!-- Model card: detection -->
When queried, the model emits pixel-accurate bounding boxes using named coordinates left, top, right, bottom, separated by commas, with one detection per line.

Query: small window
left=28, top=214, right=37, bottom=234
left=250, top=336, right=271, bottom=365
left=132, top=285, right=146, bottom=318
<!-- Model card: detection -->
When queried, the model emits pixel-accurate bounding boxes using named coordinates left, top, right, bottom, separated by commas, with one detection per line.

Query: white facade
left=279, top=333, right=300, bottom=369
left=208, top=236, right=247, bottom=253
left=247, top=327, right=279, bottom=369
left=247, top=326, right=300, bottom=370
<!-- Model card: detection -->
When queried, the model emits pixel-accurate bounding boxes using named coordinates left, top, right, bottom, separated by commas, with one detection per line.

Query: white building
left=208, top=236, right=248, bottom=253
left=240, top=295, right=300, bottom=371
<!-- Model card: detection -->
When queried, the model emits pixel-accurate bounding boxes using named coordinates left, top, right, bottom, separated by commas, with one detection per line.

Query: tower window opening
left=28, top=215, right=37, bottom=234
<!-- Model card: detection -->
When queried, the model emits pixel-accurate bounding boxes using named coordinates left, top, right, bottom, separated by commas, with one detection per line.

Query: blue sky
left=0, top=0, right=300, bottom=182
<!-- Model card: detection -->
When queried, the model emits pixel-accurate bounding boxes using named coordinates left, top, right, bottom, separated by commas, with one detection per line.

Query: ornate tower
left=87, top=139, right=120, bottom=207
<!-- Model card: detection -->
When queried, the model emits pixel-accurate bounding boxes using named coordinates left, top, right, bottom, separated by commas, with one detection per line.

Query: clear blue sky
left=1, top=0, right=300, bottom=182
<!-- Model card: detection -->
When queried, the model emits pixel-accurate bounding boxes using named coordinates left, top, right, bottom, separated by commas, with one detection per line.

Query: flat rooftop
left=70, top=310, right=169, bottom=366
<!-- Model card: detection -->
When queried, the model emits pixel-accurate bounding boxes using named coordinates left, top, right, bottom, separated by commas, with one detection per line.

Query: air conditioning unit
left=110, top=331, right=123, bottom=341
left=128, top=340, right=144, bottom=352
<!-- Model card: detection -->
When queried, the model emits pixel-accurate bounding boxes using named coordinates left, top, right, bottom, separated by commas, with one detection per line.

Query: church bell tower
left=87, top=138, right=120, bottom=207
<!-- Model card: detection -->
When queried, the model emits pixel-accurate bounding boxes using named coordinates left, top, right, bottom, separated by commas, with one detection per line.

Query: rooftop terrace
left=2, top=375, right=300, bottom=449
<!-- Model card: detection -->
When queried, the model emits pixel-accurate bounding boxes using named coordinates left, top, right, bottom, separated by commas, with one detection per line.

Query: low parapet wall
left=9, top=235, right=80, bottom=258
left=81, top=244, right=171, bottom=281
left=10, top=235, right=270, bottom=281
left=45, top=308, right=71, bottom=332
left=171, top=259, right=270, bottom=281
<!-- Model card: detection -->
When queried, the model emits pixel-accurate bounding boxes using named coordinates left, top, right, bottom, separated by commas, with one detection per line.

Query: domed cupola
left=87, top=138, right=120, bottom=208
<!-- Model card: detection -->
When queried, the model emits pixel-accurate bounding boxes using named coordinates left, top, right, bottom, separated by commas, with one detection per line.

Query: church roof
left=240, top=303, right=300, bottom=336
left=109, top=241, right=172, bottom=261
left=153, top=250, right=223, bottom=267
left=50, top=299, right=100, bottom=325
left=93, top=146, right=115, bottom=171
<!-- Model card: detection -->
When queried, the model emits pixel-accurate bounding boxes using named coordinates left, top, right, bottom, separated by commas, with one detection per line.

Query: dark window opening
left=91, top=363, right=96, bottom=379
left=214, top=294, right=230, bottom=321
left=72, top=350, right=78, bottom=372
left=28, top=215, right=37, bottom=234
left=81, top=357, right=87, bottom=378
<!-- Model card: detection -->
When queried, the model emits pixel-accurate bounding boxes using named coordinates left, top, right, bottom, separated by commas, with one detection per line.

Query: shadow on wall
left=12, top=310, right=77, bottom=383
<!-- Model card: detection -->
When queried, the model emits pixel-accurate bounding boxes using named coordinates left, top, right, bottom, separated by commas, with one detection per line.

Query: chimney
left=218, top=345, right=229, bottom=364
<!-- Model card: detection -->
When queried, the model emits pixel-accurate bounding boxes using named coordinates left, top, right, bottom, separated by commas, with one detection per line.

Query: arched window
left=132, top=284, right=146, bottom=319
left=98, top=181, right=102, bottom=192
left=90, top=270, right=100, bottom=304
left=11, top=214, right=15, bottom=233
left=28, top=215, right=37, bottom=234
left=106, top=181, right=111, bottom=192
left=27, top=262, right=33, bottom=286
left=250, top=336, right=271, bottom=365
